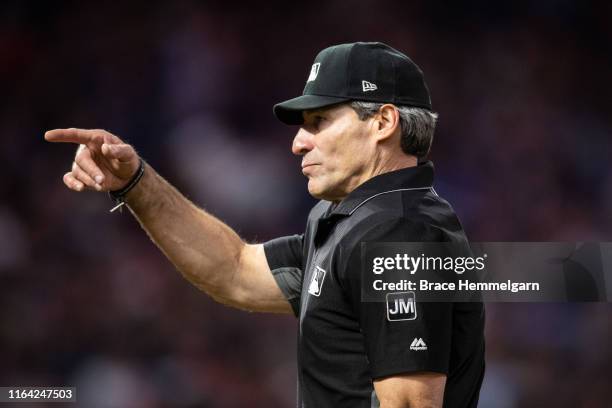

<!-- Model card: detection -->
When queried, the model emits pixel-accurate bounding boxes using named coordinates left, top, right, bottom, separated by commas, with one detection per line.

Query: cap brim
left=273, top=95, right=350, bottom=125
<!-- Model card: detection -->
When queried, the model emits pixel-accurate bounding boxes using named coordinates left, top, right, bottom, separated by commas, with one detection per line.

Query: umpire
left=45, top=42, right=485, bottom=408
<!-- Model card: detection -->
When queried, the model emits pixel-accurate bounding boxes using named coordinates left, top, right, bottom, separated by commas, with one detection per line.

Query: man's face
left=292, top=103, right=376, bottom=202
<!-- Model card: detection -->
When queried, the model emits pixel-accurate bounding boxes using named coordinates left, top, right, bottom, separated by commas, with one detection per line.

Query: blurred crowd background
left=1, top=1, right=611, bottom=407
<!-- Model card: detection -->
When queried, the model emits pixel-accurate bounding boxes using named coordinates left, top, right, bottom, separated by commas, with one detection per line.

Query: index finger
left=44, top=128, right=100, bottom=145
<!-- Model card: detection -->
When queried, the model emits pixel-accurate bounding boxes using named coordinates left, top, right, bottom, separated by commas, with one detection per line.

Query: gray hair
left=350, top=101, right=438, bottom=158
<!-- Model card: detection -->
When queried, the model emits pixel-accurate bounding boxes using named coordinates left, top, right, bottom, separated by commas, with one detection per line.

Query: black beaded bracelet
left=109, top=158, right=145, bottom=213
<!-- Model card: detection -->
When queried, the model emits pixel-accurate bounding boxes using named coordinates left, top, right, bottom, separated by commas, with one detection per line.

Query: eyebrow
left=305, top=107, right=332, bottom=117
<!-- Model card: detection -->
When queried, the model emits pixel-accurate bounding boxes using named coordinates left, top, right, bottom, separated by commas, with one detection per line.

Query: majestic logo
left=307, top=63, right=321, bottom=82
left=362, top=80, right=378, bottom=92
left=410, top=338, right=428, bottom=351
left=386, top=292, right=417, bottom=321
left=308, top=266, right=326, bottom=296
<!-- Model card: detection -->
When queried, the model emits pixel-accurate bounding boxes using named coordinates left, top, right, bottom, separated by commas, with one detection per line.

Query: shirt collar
left=328, top=160, right=435, bottom=216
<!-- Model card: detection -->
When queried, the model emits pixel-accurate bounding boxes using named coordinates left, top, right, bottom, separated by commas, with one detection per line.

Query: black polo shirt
left=264, top=161, right=485, bottom=408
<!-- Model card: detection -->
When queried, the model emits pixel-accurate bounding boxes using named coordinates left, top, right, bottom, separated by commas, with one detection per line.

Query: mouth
left=301, top=163, right=319, bottom=175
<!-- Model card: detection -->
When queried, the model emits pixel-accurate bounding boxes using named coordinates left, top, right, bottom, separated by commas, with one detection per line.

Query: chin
left=308, top=179, right=341, bottom=202
left=307, top=179, right=329, bottom=200
left=307, top=182, right=324, bottom=199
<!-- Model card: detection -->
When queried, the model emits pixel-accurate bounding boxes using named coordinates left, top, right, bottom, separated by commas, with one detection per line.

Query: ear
left=372, top=104, right=400, bottom=142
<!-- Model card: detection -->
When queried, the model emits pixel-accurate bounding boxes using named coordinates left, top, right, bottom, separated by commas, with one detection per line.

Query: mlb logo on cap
left=307, top=63, right=321, bottom=82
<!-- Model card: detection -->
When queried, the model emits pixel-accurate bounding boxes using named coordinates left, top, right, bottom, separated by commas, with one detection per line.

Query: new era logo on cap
left=362, top=80, right=377, bottom=92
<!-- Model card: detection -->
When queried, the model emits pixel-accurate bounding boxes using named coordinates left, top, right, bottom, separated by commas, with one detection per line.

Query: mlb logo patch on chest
left=308, top=266, right=327, bottom=296
left=386, top=292, right=417, bottom=321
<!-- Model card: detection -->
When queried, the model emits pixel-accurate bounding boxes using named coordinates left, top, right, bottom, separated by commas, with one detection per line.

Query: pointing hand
left=45, top=128, right=140, bottom=192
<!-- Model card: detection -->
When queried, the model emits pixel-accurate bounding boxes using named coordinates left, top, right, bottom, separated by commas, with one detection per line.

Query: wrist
left=109, top=158, right=145, bottom=213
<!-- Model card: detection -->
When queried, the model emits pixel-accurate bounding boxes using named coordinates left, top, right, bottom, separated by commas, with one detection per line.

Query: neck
left=331, top=155, right=419, bottom=204
left=370, top=153, right=418, bottom=179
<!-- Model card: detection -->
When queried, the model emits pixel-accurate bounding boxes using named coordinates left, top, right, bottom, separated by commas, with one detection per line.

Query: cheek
left=338, top=128, right=371, bottom=168
left=316, top=120, right=370, bottom=175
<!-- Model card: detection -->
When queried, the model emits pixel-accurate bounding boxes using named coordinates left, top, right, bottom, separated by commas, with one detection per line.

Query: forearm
left=44, top=128, right=285, bottom=310
left=124, top=162, right=245, bottom=302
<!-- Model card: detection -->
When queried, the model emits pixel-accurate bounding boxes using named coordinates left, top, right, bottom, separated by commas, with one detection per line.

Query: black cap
left=273, top=42, right=432, bottom=125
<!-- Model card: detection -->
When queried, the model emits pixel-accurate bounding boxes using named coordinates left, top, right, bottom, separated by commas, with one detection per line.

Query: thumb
left=101, top=143, right=135, bottom=162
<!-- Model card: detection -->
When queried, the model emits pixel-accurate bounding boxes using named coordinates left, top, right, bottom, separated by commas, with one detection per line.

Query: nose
left=292, top=128, right=314, bottom=156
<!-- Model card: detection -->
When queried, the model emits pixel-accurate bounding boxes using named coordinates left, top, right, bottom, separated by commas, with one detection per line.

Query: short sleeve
left=338, top=218, right=453, bottom=379
left=263, top=234, right=304, bottom=316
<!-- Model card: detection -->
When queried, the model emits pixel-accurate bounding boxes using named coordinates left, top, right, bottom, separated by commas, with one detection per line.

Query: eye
left=304, top=113, right=326, bottom=131
left=313, top=115, right=325, bottom=126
